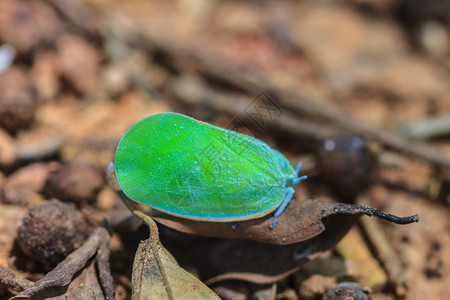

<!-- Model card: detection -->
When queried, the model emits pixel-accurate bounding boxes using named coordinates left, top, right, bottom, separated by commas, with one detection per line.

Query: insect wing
left=115, top=113, right=287, bottom=221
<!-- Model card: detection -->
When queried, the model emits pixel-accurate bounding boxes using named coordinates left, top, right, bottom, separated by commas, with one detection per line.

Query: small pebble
left=46, top=161, right=105, bottom=204
left=15, top=126, right=66, bottom=161
left=0, top=44, right=16, bottom=74
left=0, top=67, right=37, bottom=133
left=298, top=274, right=336, bottom=300
left=97, top=186, right=120, bottom=211
left=323, top=282, right=371, bottom=300
left=2, top=162, right=53, bottom=204
left=0, top=128, right=16, bottom=167
left=57, top=35, right=101, bottom=94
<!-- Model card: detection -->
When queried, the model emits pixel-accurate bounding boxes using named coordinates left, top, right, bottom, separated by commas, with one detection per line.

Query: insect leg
left=295, top=162, right=303, bottom=175
left=270, top=187, right=295, bottom=228
left=293, top=175, right=307, bottom=185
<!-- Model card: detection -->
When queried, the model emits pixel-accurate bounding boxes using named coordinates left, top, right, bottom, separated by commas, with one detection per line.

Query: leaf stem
left=333, top=204, right=419, bottom=224
left=117, top=191, right=160, bottom=239
left=357, top=205, right=419, bottom=224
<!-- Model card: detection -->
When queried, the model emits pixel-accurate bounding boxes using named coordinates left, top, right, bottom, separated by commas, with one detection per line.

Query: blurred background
left=0, top=0, right=449, bottom=299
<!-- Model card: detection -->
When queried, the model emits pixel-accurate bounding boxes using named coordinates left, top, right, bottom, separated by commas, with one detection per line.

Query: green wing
left=115, top=112, right=289, bottom=221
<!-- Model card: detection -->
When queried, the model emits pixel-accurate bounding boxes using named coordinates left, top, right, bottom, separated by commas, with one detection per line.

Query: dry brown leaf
left=152, top=197, right=417, bottom=245
left=131, top=212, right=220, bottom=300
left=159, top=211, right=362, bottom=284
left=152, top=197, right=332, bottom=245
left=132, top=238, right=220, bottom=300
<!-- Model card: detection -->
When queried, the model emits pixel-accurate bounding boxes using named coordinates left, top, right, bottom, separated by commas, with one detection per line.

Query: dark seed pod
left=323, top=282, right=371, bottom=300
left=318, top=135, right=376, bottom=202
left=46, top=161, right=104, bottom=204
left=16, top=199, right=89, bottom=267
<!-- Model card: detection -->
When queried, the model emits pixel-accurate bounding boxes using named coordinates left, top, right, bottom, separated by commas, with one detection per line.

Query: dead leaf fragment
left=152, top=198, right=418, bottom=245
left=157, top=202, right=417, bottom=284
left=117, top=194, right=219, bottom=299
left=152, top=198, right=338, bottom=245
left=132, top=238, right=220, bottom=300
left=158, top=212, right=361, bottom=284
left=130, top=208, right=219, bottom=300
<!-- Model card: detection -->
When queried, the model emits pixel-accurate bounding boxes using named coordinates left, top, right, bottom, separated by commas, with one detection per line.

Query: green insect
left=114, top=112, right=306, bottom=228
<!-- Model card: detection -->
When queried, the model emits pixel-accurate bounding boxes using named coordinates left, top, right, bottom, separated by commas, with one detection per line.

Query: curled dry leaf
left=129, top=205, right=220, bottom=300
left=152, top=198, right=331, bottom=246
left=115, top=178, right=418, bottom=286
left=26, top=259, right=105, bottom=300
left=62, top=258, right=105, bottom=300
left=133, top=238, right=220, bottom=300
left=153, top=199, right=418, bottom=284
left=1, top=263, right=104, bottom=300
left=159, top=210, right=362, bottom=284
left=152, top=196, right=418, bottom=245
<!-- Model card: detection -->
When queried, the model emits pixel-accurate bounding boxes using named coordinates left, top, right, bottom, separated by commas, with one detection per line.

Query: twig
left=0, top=266, right=34, bottom=293
left=96, top=236, right=115, bottom=300
left=355, top=205, right=418, bottom=224
left=12, top=227, right=110, bottom=299
left=333, top=204, right=419, bottom=225
left=172, top=76, right=334, bottom=147
left=398, top=114, right=450, bottom=140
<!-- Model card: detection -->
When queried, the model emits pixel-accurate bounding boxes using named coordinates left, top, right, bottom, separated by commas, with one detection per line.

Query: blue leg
left=295, top=162, right=303, bottom=175
left=232, top=222, right=240, bottom=229
left=270, top=187, right=295, bottom=228
left=293, top=175, right=307, bottom=185
left=294, top=162, right=307, bottom=185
